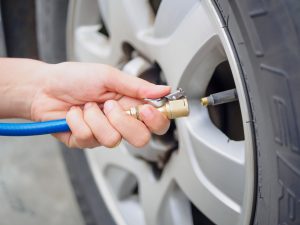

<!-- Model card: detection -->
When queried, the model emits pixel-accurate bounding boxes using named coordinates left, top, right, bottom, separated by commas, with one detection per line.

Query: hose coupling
left=126, top=88, right=189, bottom=120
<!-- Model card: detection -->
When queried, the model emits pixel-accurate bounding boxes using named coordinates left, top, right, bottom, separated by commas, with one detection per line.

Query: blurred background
left=0, top=1, right=84, bottom=224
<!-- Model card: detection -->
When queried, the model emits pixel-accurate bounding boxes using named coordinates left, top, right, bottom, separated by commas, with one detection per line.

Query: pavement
left=0, top=128, right=85, bottom=225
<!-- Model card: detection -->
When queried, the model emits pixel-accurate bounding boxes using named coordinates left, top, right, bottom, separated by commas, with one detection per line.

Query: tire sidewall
left=214, top=0, right=300, bottom=224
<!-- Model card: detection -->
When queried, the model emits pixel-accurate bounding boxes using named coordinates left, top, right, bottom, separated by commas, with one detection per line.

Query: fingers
left=103, top=66, right=171, bottom=99
left=65, top=104, right=122, bottom=149
left=117, top=97, right=170, bottom=135
left=118, top=96, right=142, bottom=109
left=104, top=100, right=151, bottom=148
left=139, top=104, right=170, bottom=135
left=83, top=102, right=121, bottom=148
left=60, top=99, right=170, bottom=149
left=66, top=106, right=100, bottom=148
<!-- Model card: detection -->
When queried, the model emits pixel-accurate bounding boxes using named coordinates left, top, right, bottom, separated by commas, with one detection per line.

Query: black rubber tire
left=35, top=0, right=68, bottom=63
left=214, top=0, right=300, bottom=224
left=34, top=1, right=300, bottom=225
left=0, top=0, right=38, bottom=58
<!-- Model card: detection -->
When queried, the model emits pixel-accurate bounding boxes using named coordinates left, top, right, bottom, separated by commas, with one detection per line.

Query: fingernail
left=84, top=102, right=93, bottom=110
left=141, top=106, right=154, bottom=120
left=104, top=101, right=115, bottom=114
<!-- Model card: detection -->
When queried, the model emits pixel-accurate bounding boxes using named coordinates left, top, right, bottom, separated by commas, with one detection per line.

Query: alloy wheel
left=67, top=0, right=255, bottom=224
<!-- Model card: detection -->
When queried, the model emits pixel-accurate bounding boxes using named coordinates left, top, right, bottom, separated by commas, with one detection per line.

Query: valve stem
left=200, top=88, right=238, bottom=106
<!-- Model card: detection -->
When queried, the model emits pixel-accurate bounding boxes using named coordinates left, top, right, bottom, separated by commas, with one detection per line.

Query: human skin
left=0, top=58, right=171, bottom=148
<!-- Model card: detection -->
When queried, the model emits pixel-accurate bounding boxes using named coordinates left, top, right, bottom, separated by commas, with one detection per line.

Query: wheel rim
left=67, top=1, right=255, bottom=225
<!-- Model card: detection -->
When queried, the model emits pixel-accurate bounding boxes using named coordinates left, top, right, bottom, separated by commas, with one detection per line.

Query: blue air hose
left=0, top=119, right=70, bottom=136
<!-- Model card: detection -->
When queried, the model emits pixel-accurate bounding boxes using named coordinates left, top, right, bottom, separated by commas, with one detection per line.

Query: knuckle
left=67, top=142, right=75, bottom=149
left=66, top=108, right=75, bottom=119
left=70, top=143, right=81, bottom=149
left=66, top=107, right=81, bottom=122
left=76, top=129, right=93, bottom=143
left=132, top=131, right=151, bottom=148
left=67, top=138, right=78, bottom=149
left=103, top=132, right=121, bottom=148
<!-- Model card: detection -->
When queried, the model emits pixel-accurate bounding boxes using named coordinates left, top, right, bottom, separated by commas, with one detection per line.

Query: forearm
left=0, top=58, right=46, bottom=120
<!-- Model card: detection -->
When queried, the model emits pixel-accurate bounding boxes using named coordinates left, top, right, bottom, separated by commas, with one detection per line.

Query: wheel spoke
left=186, top=101, right=245, bottom=204
left=74, top=25, right=114, bottom=63
left=85, top=144, right=149, bottom=178
left=85, top=145, right=151, bottom=225
left=97, top=0, right=109, bottom=30
left=71, top=0, right=153, bottom=64
left=172, top=114, right=244, bottom=225
left=101, top=0, right=153, bottom=66
left=103, top=0, right=153, bottom=40
left=137, top=1, right=225, bottom=88
left=174, top=158, right=241, bottom=225
left=105, top=166, right=138, bottom=200
left=139, top=177, right=169, bottom=225
left=86, top=145, right=190, bottom=225
left=153, top=0, right=199, bottom=38
left=139, top=162, right=193, bottom=225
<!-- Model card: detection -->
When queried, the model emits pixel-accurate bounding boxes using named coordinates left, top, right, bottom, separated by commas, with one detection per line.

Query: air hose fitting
left=0, top=89, right=189, bottom=136
left=126, top=97, right=189, bottom=120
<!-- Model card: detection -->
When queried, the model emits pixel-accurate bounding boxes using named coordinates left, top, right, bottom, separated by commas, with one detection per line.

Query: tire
left=34, top=0, right=300, bottom=225
left=1, top=0, right=38, bottom=58
left=35, top=0, right=68, bottom=63
left=214, top=1, right=300, bottom=224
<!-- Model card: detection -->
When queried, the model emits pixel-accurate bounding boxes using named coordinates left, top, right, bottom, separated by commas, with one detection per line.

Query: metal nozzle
left=200, top=97, right=209, bottom=106
left=200, top=88, right=238, bottom=107
left=126, top=97, right=189, bottom=120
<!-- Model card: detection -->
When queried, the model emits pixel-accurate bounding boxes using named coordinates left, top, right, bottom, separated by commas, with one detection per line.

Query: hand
left=31, top=62, right=171, bottom=148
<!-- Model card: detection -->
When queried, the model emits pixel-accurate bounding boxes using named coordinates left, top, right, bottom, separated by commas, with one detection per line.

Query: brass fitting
left=200, top=97, right=209, bottom=106
left=126, top=97, right=189, bottom=120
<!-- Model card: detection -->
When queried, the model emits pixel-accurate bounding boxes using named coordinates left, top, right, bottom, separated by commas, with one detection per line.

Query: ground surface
left=0, top=125, right=85, bottom=225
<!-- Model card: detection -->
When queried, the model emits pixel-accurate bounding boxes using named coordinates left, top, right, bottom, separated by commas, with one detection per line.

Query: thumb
left=103, top=66, right=171, bottom=99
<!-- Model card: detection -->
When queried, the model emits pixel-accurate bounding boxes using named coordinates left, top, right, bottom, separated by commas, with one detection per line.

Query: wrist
left=0, top=58, right=48, bottom=120
left=26, top=63, right=49, bottom=120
